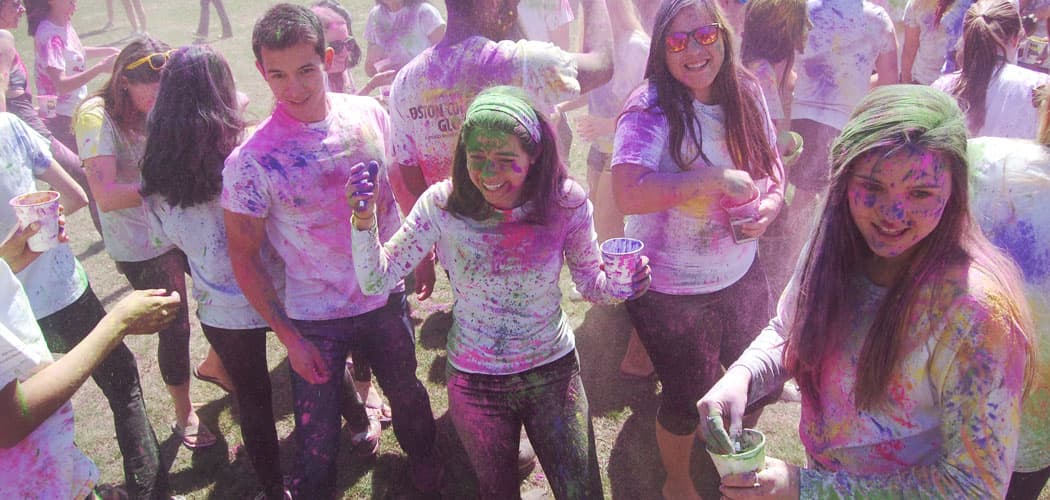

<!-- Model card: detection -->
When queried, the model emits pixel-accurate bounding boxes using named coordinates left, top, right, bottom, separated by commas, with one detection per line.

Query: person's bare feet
left=619, top=328, right=654, bottom=378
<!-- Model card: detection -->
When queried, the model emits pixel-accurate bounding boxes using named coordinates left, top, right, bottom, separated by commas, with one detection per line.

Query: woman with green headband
left=699, top=85, right=1034, bottom=498
left=348, top=86, right=651, bottom=499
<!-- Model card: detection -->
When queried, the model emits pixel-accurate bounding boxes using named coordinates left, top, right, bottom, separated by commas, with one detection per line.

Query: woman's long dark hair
left=313, top=0, right=362, bottom=68
left=140, top=45, right=244, bottom=208
left=945, top=0, right=1021, bottom=133
left=25, top=0, right=49, bottom=35
left=639, top=0, right=779, bottom=182
left=445, top=87, right=572, bottom=224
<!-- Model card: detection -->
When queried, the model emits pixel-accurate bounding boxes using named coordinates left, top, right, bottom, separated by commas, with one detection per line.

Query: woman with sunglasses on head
left=698, top=84, right=1034, bottom=500
left=74, top=39, right=217, bottom=451
left=933, top=0, right=1050, bottom=139
left=610, top=0, right=784, bottom=497
left=139, top=44, right=289, bottom=500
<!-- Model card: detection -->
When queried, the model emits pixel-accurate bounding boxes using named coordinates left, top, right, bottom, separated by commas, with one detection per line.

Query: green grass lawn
left=11, top=0, right=970, bottom=498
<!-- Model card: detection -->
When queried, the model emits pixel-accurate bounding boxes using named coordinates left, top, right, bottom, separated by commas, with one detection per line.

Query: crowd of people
left=0, top=0, right=1048, bottom=498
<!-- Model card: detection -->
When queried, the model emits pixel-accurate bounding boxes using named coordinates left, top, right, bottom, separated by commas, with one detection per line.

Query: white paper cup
left=9, top=191, right=62, bottom=252
left=706, top=428, right=766, bottom=478
left=600, top=237, right=644, bottom=299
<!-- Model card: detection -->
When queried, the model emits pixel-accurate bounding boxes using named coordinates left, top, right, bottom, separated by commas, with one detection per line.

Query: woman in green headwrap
left=347, top=86, right=651, bottom=499
left=698, top=84, right=1035, bottom=499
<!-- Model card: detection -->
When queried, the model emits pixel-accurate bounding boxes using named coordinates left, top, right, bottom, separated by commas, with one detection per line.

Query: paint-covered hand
left=574, top=115, right=615, bottom=142
left=627, top=255, right=652, bottom=300
left=737, top=193, right=781, bottom=239
left=286, top=335, right=330, bottom=384
left=720, top=457, right=800, bottom=499
left=347, top=161, right=380, bottom=229
left=720, top=169, right=759, bottom=205
left=105, top=289, right=181, bottom=336
left=697, top=365, right=751, bottom=454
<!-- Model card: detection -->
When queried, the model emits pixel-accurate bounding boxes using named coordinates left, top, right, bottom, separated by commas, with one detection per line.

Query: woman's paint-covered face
left=126, top=81, right=160, bottom=115
left=463, top=127, right=533, bottom=210
left=848, top=147, right=952, bottom=266
left=664, top=4, right=725, bottom=104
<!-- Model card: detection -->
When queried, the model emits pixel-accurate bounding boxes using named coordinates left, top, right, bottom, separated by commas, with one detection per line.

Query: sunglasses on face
left=329, top=37, right=355, bottom=54
left=125, top=49, right=177, bottom=71
left=665, top=23, right=723, bottom=53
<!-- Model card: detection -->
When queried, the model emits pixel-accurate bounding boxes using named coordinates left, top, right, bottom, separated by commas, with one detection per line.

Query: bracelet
left=351, top=212, right=376, bottom=229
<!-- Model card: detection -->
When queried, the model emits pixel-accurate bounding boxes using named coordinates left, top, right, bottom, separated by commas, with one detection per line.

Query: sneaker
left=409, top=453, right=445, bottom=493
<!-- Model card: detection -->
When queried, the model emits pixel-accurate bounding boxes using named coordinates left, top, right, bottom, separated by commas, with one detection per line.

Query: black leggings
left=202, top=325, right=283, bottom=498
left=38, top=287, right=167, bottom=499
left=116, top=249, right=191, bottom=386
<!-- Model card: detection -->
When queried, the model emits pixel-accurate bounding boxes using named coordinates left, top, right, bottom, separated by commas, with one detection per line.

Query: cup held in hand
left=600, top=237, right=644, bottom=300
left=9, top=191, right=62, bottom=252
left=706, top=428, right=766, bottom=478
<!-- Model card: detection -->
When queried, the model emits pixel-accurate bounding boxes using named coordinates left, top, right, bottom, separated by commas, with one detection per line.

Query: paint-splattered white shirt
left=933, top=64, right=1050, bottom=139
left=734, top=265, right=1027, bottom=498
left=351, top=179, right=619, bottom=375
left=0, top=113, right=88, bottom=319
left=792, top=0, right=897, bottom=130
left=32, top=19, right=86, bottom=117
left=75, top=96, right=174, bottom=263
left=968, top=136, right=1050, bottom=473
left=611, top=83, right=783, bottom=295
left=364, top=2, right=445, bottom=71
left=222, top=93, right=403, bottom=321
left=389, top=36, right=579, bottom=186
left=0, top=260, right=97, bottom=499
left=143, top=196, right=283, bottom=330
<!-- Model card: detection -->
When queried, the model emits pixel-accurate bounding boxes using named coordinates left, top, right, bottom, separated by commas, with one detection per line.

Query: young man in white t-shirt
left=223, top=5, right=440, bottom=497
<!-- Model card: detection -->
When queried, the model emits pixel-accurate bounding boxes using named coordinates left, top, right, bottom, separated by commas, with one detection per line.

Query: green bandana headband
left=464, top=88, right=542, bottom=144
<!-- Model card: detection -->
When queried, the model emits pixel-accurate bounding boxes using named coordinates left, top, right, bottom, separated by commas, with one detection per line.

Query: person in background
left=26, top=0, right=118, bottom=153
left=740, top=0, right=811, bottom=298
left=362, top=0, right=445, bottom=78
left=966, top=87, right=1050, bottom=500
left=699, top=84, right=1033, bottom=499
left=0, top=0, right=101, bottom=237
left=900, top=0, right=976, bottom=84
left=934, top=0, right=1050, bottom=139
left=518, top=0, right=576, bottom=48
left=193, top=0, right=232, bottom=44
left=611, top=0, right=784, bottom=496
left=223, top=5, right=440, bottom=496
left=786, top=0, right=897, bottom=238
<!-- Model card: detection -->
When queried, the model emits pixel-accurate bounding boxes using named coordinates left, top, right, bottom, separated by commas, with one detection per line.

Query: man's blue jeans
left=288, top=292, right=436, bottom=498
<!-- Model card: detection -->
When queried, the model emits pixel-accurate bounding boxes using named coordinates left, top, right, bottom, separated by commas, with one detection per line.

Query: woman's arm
left=0, top=288, right=179, bottom=448
left=37, top=160, right=88, bottom=215
left=42, top=54, right=115, bottom=96
left=83, top=155, right=142, bottom=212
left=569, top=0, right=614, bottom=94
left=364, top=43, right=385, bottom=77
left=901, top=25, right=921, bottom=84
left=82, top=46, right=119, bottom=59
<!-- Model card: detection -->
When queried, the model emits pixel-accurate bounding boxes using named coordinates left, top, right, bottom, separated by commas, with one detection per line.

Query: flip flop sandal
left=366, top=402, right=392, bottom=425
left=193, top=365, right=234, bottom=394
left=171, top=420, right=217, bottom=450
left=348, top=412, right=381, bottom=458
